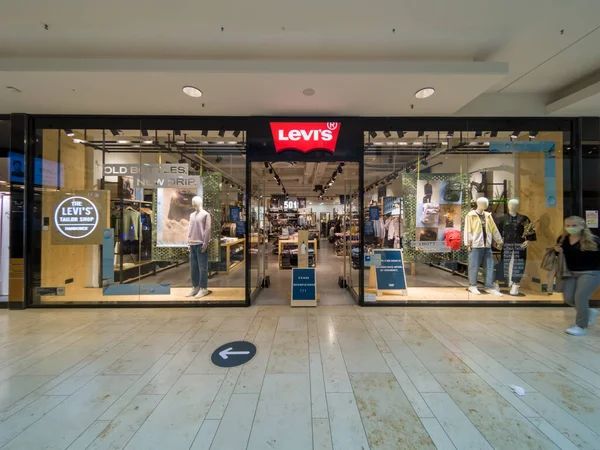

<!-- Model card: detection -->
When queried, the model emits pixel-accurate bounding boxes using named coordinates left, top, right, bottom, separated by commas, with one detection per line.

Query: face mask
left=566, top=226, right=582, bottom=235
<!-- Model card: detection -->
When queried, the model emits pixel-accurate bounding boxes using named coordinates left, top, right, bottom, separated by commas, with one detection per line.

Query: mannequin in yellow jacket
left=464, top=197, right=503, bottom=296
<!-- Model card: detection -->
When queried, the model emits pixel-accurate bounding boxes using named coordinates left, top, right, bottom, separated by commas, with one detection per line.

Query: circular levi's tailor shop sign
left=54, top=196, right=99, bottom=239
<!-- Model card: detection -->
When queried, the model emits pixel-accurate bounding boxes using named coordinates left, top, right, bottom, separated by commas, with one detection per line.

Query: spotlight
left=141, top=129, right=149, bottom=137
left=474, top=131, right=482, bottom=138
left=174, top=130, right=181, bottom=136
left=216, top=155, right=223, bottom=163
left=397, top=131, right=405, bottom=138
left=201, top=130, right=208, bottom=137
left=529, top=131, right=538, bottom=139
left=110, top=129, right=120, bottom=136
left=511, top=131, right=520, bottom=139
left=417, top=131, right=425, bottom=137
left=65, top=129, right=74, bottom=137
left=383, top=131, right=391, bottom=138
left=369, top=131, right=377, bottom=139
left=218, top=129, right=225, bottom=138
left=233, top=130, right=241, bottom=138
left=264, top=162, right=269, bottom=169
left=490, top=130, right=498, bottom=138
left=447, top=131, right=454, bottom=138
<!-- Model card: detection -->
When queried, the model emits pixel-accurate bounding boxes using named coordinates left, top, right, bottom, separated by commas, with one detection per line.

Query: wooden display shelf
left=278, top=238, right=318, bottom=268
left=220, top=238, right=245, bottom=274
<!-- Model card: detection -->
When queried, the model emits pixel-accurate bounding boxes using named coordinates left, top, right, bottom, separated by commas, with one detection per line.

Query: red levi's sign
left=270, top=122, right=341, bottom=153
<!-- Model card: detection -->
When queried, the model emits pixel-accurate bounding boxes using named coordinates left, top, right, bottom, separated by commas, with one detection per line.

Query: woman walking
left=555, top=216, right=600, bottom=336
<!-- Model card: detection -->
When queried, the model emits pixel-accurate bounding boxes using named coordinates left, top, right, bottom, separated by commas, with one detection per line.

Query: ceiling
left=1, top=0, right=600, bottom=116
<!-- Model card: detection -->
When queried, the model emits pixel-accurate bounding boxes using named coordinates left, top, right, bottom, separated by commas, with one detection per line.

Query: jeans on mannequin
left=468, top=248, right=494, bottom=288
left=190, top=244, right=208, bottom=289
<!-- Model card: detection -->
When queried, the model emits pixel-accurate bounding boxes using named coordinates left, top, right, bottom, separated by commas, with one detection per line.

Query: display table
left=278, top=238, right=318, bottom=268
left=220, top=238, right=245, bottom=274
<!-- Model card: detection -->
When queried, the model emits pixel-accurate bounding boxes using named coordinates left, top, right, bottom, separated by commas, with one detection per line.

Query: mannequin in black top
left=495, top=199, right=536, bottom=296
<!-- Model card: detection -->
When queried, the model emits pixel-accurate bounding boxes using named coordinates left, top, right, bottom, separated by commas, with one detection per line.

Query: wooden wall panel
left=41, top=130, right=93, bottom=293
left=517, top=132, right=564, bottom=292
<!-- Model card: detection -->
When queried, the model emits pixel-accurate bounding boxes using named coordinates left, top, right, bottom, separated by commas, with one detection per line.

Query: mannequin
left=496, top=199, right=536, bottom=296
left=186, top=196, right=212, bottom=299
left=464, top=197, right=503, bottom=296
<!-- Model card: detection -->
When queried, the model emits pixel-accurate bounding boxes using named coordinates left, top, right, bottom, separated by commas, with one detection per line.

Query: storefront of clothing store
left=6, top=114, right=595, bottom=309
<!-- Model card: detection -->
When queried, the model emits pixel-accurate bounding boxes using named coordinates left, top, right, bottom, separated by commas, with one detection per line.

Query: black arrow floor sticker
left=211, top=341, right=257, bottom=368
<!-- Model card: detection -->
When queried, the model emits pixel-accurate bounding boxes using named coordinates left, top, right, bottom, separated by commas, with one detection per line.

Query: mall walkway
left=0, top=306, right=597, bottom=449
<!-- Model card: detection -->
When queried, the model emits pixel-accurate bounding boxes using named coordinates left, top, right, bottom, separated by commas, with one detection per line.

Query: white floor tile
left=209, top=393, right=259, bottom=450
left=189, top=419, right=220, bottom=450
left=247, top=373, right=312, bottom=450
left=124, top=374, right=224, bottom=450
left=313, top=418, right=333, bottom=450
left=327, top=392, right=370, bottom=450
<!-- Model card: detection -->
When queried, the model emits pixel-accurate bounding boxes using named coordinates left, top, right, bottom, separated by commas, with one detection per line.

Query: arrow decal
left=219, top=347, right=251, bottom=360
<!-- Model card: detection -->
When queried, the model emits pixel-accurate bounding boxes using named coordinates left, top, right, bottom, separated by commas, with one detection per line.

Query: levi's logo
left=270, top=122, right=341, bottom=153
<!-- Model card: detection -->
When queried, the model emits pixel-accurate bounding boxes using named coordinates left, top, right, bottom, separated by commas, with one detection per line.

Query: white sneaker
left=485, top=288, right=504, bottom=297
left=185, top=287, right=199, bottom=297
left=510, top=284, right=520, bottom=296
left=589, top=309, right=599, bottom=326
left=566, top=326, right=586, bottom=336
left=493, top=283, right=500, bottom=291
left=195, top=288, right=209, bottom=299
left=468, top=286, right=481, bottom=295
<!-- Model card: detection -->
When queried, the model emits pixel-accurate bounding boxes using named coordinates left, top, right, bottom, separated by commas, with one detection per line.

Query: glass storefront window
left=32, top=128, right=247, bottom=305
left=363, top=130, right=568, bottom=303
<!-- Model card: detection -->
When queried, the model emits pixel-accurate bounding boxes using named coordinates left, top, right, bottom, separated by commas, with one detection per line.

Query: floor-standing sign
left=291, top=268, right=317, bottom=307
left=374, top=249, right=408, bottom=296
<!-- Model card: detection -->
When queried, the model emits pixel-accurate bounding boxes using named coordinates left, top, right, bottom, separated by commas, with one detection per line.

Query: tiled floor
left=0, top=306, right=598, bottom=449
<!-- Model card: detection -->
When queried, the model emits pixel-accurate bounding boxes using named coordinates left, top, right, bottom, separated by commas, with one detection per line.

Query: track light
left=174, top=130, right=181, bottom=136
left=369, top=131, right=377, bottom=139
left=447, top=131, right=454, bottom=138
left=383, top=131, right=391, bottom=138
left=417, top=131, right=425, bottom=137
left=233, top=130, right=241, bottom=138
left=110, top=129, right=120, bottom=136
left=490, top=130, right=498, bottom=138
left=65, top=129, right=74, bottom=137
left=141, top=129, right=149, bottom=137
left=218, top=129, right=225, bottom=137
left=201, top=130, right=208, bottom=137
left=474, top=131, right=482, bottom=138
left=397, top=131, right=405, bottom=138
left=529, top=131, right=538, bottom=139
left=264, top=162, right=269, bottom=169
left=511, top=131, right=520, bottom=139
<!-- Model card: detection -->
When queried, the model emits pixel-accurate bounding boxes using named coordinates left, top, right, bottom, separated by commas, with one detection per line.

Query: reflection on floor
left=254, top=239, right=355, bottom=306
left=0, top=306, right=597, bottom=449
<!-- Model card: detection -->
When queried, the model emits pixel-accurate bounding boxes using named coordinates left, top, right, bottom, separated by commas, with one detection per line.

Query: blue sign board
left=374, top=249, right=407, bottom=291
left=230, top=206, right=241, bottom=222
left=364, top=221, right=374, bottom=236
left=292, top=268, right=316, bottom=301
left=369, top=206, right=379, bottom=221
left=236, top=220, right=246, bottom=236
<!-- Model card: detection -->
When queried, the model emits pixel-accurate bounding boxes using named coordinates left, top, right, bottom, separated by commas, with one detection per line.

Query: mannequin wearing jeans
left=186, top=196, right=212, bottom=299
left=464, top=197, right=503, bottom=296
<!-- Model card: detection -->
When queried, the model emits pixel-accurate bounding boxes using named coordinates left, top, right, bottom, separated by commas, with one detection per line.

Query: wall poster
left=156, top=181, right=203, bottom=247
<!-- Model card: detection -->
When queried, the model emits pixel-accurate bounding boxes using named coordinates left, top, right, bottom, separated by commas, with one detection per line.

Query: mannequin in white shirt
left=186, top=196, right=212, bottom=299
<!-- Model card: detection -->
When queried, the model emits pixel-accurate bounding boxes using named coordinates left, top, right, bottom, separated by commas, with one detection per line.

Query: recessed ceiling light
left=303, top=88, right=315, bottom=96
left=182, top=86, right=203, bottom=98
left=415, top=87, right=435, bottom=99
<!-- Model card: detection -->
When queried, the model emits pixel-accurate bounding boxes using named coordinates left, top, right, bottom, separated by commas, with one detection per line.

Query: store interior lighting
left=369, top=131, right=377, bottom=139
left=511, top=131, right=521, bottom=139
left=383, top=131, right=391, bottom=138
left=65, top=129, right=74, bottom=136
left=529, top=131, right=538, bottom=139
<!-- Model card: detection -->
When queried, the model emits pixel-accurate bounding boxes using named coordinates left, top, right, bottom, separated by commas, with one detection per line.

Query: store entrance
left=249, top=161, right=359, bottom=306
